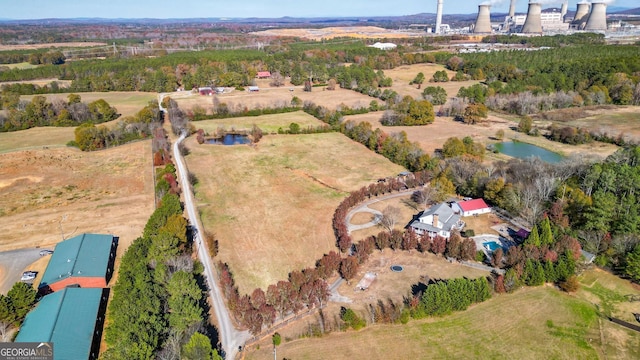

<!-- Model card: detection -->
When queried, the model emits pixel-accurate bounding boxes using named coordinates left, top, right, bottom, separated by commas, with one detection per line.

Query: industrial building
left=38, top=233, right=118, bottom=293
left=15, top=287, right=109, bottom=360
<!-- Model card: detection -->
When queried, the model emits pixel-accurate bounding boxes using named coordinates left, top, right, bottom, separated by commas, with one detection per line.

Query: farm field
left=22, top=91, right=157, bottom=119
left=0, top=126, right=75, bottom=153
left=246, top=268, right=640, bottom=360
left=344, top=112, right=619, bottom=159
left=0, top=42, right=106, bottom=51
left=183, top=131, right=405, bottom=294
left=191, top=110, right=325, bottom=134
left=383, top=63, right=482, bottom=101
left=1, top=62, right=40, bottom=70
left=0, top=140, right=155, bottom=257
left=172, top=83, right=379, bottom=114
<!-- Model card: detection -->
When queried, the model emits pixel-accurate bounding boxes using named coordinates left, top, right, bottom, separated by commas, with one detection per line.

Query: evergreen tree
left=540, top=218, right=554, bottom=246
left=525, top=225, right=541, bottom=247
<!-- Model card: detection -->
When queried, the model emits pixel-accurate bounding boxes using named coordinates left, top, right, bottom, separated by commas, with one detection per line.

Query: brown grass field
left=383, top=63, right=482, bottom=101
left=0, top=127, right=76, bottom=153
left=0, top=141, right=154, bottom=253
left=173, top=83, right=378, bottom=114
left=1, top=78, right=72, bottom=87
left=191, top=110, right=326, bottom=134
left=22, top=91, right=157, bottom=119
left=246, top=268, right=640, bottom=360
left=183, top=132, right=404, bottom=294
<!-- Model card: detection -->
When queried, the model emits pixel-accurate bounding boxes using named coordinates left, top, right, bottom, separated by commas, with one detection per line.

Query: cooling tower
left=474, top=4, right=492, bottom=34
left=584, top=2, right=607, bottom=31
left=574, top=2, right=590, bottom=22
left=509, top=0, right=517, bottom=18
left=522, top=2, right=542, bottom=34
left=435, top=0, right=443, bottom=34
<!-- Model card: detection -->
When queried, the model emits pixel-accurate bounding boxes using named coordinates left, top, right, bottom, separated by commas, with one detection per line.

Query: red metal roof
left=458, top=198, right=490, bottom=212
left=256, top=71, right=271, bottom=78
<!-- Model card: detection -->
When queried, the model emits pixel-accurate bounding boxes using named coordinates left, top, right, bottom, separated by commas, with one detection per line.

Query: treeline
left=71, top=101, right=161, bottom=151
left=482, top=33, right=606, bottom=47
left=409, top=277, right=491, bottom=318
left=0, top=50, right=65, bottom=65
left=380, top=96, right=435, bottom=126
left=103, top=162, right=221, bottom=359
left=0, top=282, right=37, bottom=330
left=0, top=94, right=118, bottom=132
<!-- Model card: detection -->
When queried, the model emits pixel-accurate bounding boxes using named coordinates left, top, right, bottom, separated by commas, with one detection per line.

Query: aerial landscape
left=1, top=0, right=640, bottom=359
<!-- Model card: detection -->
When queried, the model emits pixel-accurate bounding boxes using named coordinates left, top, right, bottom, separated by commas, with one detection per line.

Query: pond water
left=206, top=134, right=251, bottom=145
left=493, top=141, right=563, bottom=163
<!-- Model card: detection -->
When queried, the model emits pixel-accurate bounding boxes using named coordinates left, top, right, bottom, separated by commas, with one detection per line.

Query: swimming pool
left=483, top=241, right=503, bottom=252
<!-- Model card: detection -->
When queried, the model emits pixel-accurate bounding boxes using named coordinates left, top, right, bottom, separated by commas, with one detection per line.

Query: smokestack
left=474, top=4, right=492, bottom=34
left=574, top=2, right=590, bottom=23
left=522, top=2, right=542, bottom=34
left=584, top=1, right=607, bottom=31
left=435, top=0, right=444, bottom=34
left=509, top=0, right=517, bottom=19
left=560, top=1, right=568, bottom=19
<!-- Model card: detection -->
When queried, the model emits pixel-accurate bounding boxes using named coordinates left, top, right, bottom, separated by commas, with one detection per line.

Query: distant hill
left=611, top=7, right=640, bottom=15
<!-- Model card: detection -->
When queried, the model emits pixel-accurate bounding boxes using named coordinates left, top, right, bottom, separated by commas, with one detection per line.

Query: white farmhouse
left=409, top=203, right=465, bottom=239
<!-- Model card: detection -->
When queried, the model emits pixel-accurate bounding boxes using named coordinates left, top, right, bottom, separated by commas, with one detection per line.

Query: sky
left=2, top=0, right=638, bottom=20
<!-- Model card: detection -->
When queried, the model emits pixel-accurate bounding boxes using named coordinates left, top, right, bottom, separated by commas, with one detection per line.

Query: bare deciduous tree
left=379, top=206, right=401, bottom=232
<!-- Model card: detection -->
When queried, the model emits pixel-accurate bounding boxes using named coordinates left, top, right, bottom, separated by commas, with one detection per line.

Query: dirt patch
left=0, top=141, right=155, bottom=257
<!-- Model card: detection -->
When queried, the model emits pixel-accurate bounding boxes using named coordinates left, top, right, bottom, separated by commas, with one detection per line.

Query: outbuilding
left=38, top=233, right=118, bottom=293
left=452, top=198, right=491, bottom=217
left=16, top=287, right=109, bottom=360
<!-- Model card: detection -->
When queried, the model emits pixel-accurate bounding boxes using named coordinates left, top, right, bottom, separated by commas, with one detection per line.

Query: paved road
left=0, top=248, right=44, bottom=294
left=173, top=132, right=249, bottom=359
left=345, top=189, right=417, bottom=233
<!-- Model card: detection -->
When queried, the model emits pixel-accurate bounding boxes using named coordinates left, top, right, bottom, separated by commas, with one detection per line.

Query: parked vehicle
left=21, top=271, right=37, bottom=281
left=39, top=249, right=54, bottom=256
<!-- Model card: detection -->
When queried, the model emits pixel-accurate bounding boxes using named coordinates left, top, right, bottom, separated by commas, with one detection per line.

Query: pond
left=493, top=141, right=563, bottom=163
left=206, top=134, right=251, bottom=145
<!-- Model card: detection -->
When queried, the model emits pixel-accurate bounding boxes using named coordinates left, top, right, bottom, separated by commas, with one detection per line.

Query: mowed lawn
left=191, top=110, right=325, bottom=134
left=183, top=132, right=405, bottom=294
left=383, top=63, right=482, bottom=101
left=247, top=268, right=640, bottom=360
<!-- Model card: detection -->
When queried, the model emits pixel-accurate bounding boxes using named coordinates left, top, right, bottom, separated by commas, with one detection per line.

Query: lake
left=493, top=141, right=563, bottom=163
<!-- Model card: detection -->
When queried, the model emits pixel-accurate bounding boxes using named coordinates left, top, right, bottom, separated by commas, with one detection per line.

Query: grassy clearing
left=192, top=111, right=325, bottom=134
left=0, top=127, right=75, bottom=153
left=2, top=62, right=39, bottom=70
left=22, top=91, right=156, bottom=118
left=247, top=286, right=602, bottom=360
left=383, top=63, right=481, bottom=101
left=183, top=132, right=404, bottom=294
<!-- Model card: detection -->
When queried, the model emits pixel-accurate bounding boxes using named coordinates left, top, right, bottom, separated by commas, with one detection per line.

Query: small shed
left=452, top=198, right=491, bottom=217
left=198, top=86, right=213, bottom=96
left=256, top=71, right=271, bottom=79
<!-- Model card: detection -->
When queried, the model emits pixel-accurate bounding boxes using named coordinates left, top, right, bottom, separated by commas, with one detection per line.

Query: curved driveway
left=0, top=248, right=43, bottom=294
left=173, top=132, right=249, bottom=359
left=345, top=189, right=417, bottom=233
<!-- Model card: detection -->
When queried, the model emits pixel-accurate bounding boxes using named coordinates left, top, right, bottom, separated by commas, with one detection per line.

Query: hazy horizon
left=3, top=1, right=637, bottom=20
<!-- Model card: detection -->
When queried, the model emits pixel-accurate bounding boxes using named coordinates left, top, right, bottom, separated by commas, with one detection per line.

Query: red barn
left=256, top=71, right=271, bottom=79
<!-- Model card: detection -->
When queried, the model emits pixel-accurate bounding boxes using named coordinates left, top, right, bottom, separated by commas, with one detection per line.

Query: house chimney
left=474, top=4, right=493, bottom=34
left=435, top=0, right=444, bottom=34
left=522, top=2, right=542, bottom=34
left=433, top=214, right=439, bottom=227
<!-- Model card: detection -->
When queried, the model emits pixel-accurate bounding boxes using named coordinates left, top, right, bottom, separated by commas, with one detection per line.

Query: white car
left=21, top=271, right=37, bottom=281
left=39, top=249, right=54, bottom=256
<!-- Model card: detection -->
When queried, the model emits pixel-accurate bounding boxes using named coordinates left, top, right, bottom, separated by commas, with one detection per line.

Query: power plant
left=522, top=2, right=542, bottom=34
left=584, top=1, right=608, bottom=31
left=435, top=0, right=443, bottom=34
left=474, top=4, right=493, bottom=34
